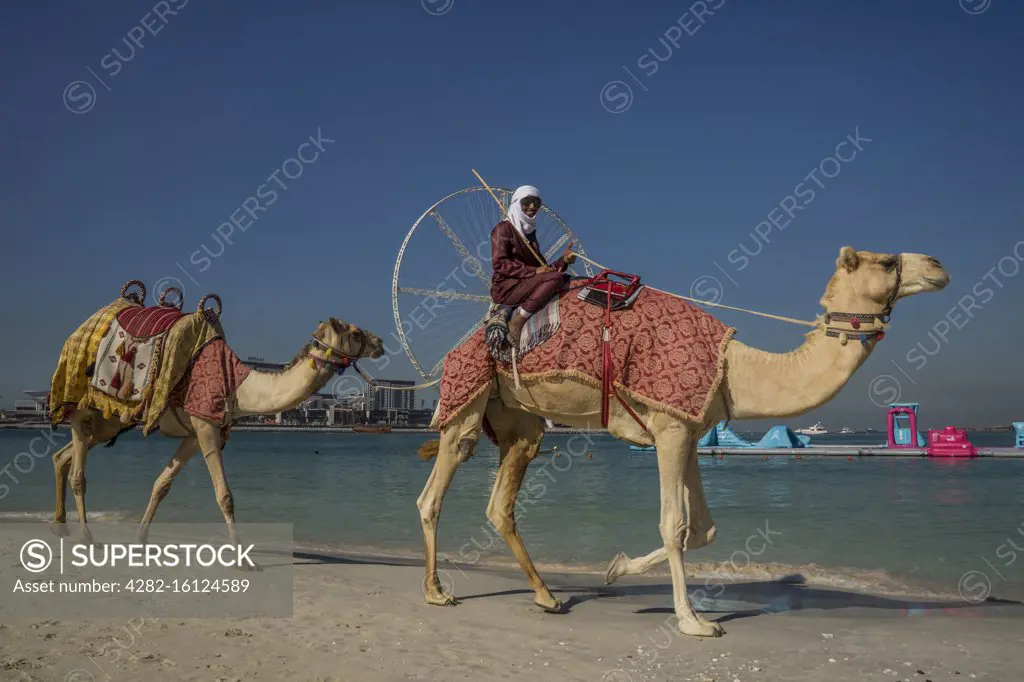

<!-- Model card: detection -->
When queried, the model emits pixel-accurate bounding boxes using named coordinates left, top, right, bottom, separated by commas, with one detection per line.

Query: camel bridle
left=308, top=328, right=369, bottom=374
left=822, top=254, right=902, bottom=344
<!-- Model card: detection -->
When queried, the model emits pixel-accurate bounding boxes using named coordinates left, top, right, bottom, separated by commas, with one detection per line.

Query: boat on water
left=795, top=421, right=828, bottom=436
left=352, top=424, right=393, bottom=433
left=839, top=426, right=854, bottom=435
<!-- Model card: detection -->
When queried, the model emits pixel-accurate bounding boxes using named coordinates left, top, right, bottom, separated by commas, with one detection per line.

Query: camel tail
left=418, top=439, right=441, bottom=461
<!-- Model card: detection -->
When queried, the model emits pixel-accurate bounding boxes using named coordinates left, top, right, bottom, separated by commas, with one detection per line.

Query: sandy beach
left=2, top=548, right=1021, bottom=682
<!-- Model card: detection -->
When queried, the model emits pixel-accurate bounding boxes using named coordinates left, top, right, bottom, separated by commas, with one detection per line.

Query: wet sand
left=2, top=549, right=1022, bottom=682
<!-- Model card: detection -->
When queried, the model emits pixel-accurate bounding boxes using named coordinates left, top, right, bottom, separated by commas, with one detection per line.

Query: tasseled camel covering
left=434, top=287, right=736, bottom=430
left=48, top=298, right=232, bottom=434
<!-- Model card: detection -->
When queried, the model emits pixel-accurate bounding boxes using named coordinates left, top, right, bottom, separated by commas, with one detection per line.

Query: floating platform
left=695, top=445, right=1024, bottom=458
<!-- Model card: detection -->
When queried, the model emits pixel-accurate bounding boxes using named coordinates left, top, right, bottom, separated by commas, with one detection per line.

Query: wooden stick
left=471, top=168, right=578, bottom=276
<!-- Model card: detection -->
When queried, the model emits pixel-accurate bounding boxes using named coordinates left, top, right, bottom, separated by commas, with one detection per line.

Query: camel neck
left=724, top=327, right=876, bottom=420
left=234, top=357, right=333, bottom=417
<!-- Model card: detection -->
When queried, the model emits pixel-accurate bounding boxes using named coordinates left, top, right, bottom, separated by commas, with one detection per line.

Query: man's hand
left=536, top=265, right=553, bottom=274
left=562, top=240, right=577, bottom=265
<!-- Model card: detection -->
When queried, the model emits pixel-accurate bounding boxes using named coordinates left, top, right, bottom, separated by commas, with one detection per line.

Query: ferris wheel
left=391, top=185, right=595, bottom=382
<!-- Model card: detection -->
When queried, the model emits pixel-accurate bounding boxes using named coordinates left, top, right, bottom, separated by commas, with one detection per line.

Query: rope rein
left=472, top=169, right=823, bottom=328
left=353, top=363, right=441, bottom=391
left=571, top=253, right=819, bottom=328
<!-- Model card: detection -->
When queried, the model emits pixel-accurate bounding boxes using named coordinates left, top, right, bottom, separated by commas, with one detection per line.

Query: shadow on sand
left=282, top=550, right=1022, bottom=622
left=460, top=572, right=1023, bottom=621
left=289, top=549, right=418, bottom=569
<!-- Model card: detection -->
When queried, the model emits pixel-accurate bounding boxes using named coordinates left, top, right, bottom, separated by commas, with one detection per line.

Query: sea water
left=2, top=428, right=1022, bottom=601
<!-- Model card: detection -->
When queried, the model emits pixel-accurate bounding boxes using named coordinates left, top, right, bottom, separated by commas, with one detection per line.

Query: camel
left=415, top=247, right=949, bottom=637
left=50, top=317, right=384, bottom=556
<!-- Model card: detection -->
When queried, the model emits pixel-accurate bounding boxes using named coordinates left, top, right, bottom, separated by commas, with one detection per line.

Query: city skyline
left=1, top=353, right=432, bottom=426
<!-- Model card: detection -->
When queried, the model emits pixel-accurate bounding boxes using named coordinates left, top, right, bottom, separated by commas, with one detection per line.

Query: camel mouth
left=924, top=275, right=950, bottom=290
left=365, top=337, right=385, bottom=359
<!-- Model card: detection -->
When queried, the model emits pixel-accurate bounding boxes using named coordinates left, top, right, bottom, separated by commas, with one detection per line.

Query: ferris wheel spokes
left=545, top=233, right=571, bottom=261
left=393, top=185, right=593, bottom=382
left=429, top=210, right=491, bottom=287
left=396, top=287, right=491, bottom=303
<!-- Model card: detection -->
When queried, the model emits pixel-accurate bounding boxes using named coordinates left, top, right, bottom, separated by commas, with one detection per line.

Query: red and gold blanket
left=434, top=287, right=735, bottom=430
left=168, top=338, right=252, bottom=429
left=50, top=300, right=226, bottom=434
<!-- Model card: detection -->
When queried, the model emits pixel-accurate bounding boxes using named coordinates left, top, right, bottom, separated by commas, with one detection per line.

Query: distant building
left=407, top=408, right=435, bottom=427
left=14, top=390, right=49, bottom=419
left=242, top=356, right=289, bottom=372
left=371, top=380, right=416, bottom=413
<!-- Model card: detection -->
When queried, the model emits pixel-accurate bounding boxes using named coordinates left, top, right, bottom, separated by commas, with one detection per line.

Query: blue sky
left=1, top=0, right=1021, bottom=430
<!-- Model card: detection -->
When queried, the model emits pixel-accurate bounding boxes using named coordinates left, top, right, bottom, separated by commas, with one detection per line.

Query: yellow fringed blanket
left=49, top=299, right=224, bottom=434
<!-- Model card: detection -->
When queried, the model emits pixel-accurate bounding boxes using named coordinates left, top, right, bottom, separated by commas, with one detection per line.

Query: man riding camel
left=490, top=185, right=577, bottom=344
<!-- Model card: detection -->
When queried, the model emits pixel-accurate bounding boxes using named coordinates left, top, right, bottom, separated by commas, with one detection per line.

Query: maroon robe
left=490, top=220, right=569, bottom=314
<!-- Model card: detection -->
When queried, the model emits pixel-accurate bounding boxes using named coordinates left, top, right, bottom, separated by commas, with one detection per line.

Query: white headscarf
left=506, top=185, right=541, bottom=236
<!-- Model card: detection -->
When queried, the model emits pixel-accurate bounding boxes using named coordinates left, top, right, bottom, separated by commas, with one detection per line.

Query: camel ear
left=837, top=246, right=859, bottom=272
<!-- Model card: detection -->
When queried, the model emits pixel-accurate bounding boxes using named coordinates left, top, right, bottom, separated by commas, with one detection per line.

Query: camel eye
left=880, top=258, right=897, bottom=271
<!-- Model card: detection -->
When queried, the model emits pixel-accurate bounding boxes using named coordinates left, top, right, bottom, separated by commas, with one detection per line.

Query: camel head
left=310, top=317, right=385, bottom=362
left=820, top=246, right=949, bottom=318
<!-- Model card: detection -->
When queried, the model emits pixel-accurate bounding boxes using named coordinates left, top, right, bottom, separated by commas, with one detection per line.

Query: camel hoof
left=236, top=561, right=262, bottom=573
left=536, top=596, right=564, bottom=613
left=425, top=592, right=459, bottom=606
left=424, top=573, right=458, bottom=606
left=50, top=521, right=70, bottom=538
left=605, top=551, right=629, bottom=585
left=679, top=619, right=725, bottom=638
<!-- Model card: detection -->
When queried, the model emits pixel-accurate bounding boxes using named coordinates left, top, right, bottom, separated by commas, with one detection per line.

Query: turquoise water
left=2, top=428, right=1022, bottom=600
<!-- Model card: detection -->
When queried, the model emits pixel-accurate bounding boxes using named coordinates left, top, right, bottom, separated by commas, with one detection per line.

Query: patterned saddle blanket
left=90, top=305, right=186, bottom=403
left=434, top=287, right=736, bottom=431
left=484, top=296, right=561, bottom=364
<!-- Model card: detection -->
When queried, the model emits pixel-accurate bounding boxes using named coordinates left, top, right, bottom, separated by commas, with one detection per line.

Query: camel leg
left=680, top=433, right=717, bottom=550
left=653, top=424, right=723, bottom=637
left=67, top=413, right=99, bottom=544
left=137, top=437, right=199, bottom=543
left=484, top=406, right=561, bottom=610
left=416, top=390, right=489, bottom=606
left=50, top=443, right=74, bottom=537
left=605, top=547, right=667, bottom=585
left=191, top=417, right=257, bottom=571
left=606, top=433, right=716, bottom=584
left=53, top=414, right=131, bottom=538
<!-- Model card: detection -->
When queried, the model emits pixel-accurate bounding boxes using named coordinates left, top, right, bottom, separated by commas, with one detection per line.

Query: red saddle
left=115, top=305, right=185, bottom=338
left=576, top=270, right=643, bottom=311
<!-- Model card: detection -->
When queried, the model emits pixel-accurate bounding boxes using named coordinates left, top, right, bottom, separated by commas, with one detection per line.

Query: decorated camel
left=416, top=247, right=949, bottom=637
left=48, top=281, right=383, bottom=554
